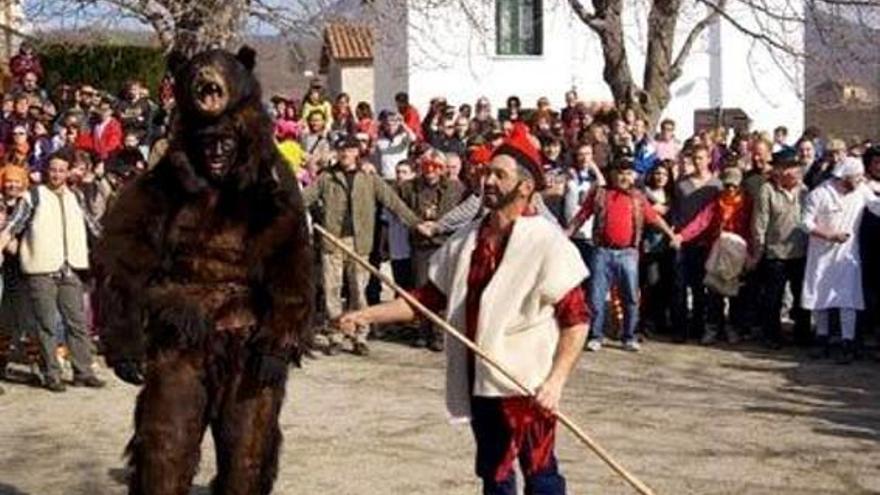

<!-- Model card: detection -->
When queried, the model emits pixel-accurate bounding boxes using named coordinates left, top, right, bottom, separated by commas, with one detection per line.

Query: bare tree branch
left=669, top=0, right=726, bottom=82
left=696, top=0, right=805, bottom=56
left=567, top=0, right=606, bottom=32
left=815, top=0, right=879, bottom=6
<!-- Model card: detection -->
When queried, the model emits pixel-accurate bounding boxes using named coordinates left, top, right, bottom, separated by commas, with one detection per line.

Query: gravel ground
left=0, top=338, right=879, bottom=495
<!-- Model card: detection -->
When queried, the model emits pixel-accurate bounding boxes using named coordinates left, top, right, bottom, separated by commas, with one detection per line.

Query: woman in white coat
left=802, top=157, right=880, bottom=362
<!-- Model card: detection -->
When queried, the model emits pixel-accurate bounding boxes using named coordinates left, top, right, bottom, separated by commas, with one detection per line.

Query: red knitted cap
left=491, top=125, right=545, bottom=190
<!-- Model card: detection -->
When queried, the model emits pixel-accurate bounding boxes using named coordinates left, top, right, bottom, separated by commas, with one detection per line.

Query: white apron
left=801, top=182, right=880, bottom=310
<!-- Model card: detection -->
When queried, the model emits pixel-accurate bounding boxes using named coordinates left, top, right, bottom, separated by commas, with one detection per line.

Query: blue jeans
left=589, top=247, right=639, bottom=342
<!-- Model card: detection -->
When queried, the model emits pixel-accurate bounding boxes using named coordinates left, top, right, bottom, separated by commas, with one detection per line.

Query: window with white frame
left=496, top=0, right=543, bottom=56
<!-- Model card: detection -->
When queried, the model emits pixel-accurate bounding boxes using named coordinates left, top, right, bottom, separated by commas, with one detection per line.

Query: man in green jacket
left=303, top=136, right=420, bottom=355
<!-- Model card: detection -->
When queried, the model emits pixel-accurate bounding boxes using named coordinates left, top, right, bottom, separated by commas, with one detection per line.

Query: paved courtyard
left=0, top=339, right=879, bottom=494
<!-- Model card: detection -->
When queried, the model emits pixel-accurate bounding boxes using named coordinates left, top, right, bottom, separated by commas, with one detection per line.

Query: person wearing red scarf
left=676, top=166, right=753, bottom=344
left=337, top=127, right=590, bottom=495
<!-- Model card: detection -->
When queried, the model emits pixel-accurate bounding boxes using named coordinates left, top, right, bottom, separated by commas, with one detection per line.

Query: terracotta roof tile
left=324, top=22, right=373, bottom=62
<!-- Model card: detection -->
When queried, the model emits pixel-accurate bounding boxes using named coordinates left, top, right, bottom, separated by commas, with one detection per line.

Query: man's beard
left=483, top=183, right=521, bottom=210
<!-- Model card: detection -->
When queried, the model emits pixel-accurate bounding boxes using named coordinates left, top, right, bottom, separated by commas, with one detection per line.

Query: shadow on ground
left=0, top=483, right=29, bottom=495
left=724, top=343, right=880, bottom=443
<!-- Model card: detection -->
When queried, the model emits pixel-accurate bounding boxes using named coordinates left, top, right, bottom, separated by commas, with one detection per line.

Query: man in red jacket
left=92, top=99, right=123, bottom=161
left=566, top=154, right=678, bottom=352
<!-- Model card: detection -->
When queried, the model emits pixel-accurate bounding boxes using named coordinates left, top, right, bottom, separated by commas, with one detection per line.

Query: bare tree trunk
left=594, top=0, right=639, bottom=110
left=571, top=0, right=727, bottom=126
left=642, top=0, right=682, bottom=125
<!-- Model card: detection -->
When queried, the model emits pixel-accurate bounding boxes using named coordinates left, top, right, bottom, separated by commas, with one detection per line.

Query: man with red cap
left=337, top=128, right=590, bottom=494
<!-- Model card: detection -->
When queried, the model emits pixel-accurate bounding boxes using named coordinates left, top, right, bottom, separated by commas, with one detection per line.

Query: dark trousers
left=706, top=290, right=746, bottom=329
left=737, top=270, right=762, bottom=330
left=640, top=249, right=674, bottom=333
left=391, top=258, right=414, bottom=290
left=571, top=238, right=594, bottom=293
left=27, top=270, right=95, bottom=381
left=366, top=213, right=385, bottom=305
left=672, top=245, right=710, bottom=340
left=858, top=284, right=879, bottom=347
left=760, top=258, right=810, bottom=344
left=470, top=397, right=566, bottom=495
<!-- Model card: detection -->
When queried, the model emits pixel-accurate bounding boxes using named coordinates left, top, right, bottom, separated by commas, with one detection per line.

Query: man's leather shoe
left=45, top=379, right=66, bottom=392
left=352, top=342, right=370, bottom=357
left=73, top=376, right=106, bottom=388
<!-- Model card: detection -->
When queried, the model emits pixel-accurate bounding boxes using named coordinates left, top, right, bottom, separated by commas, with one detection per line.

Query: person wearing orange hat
left=0, top=164, right=33, bottom=386
left=337, top=128, right=590, bottom=494
left=397, top=151, right=465, bottom=351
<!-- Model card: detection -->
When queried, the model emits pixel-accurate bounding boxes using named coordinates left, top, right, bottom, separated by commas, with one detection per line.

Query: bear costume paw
left=113, top=359, right=145, bottom=386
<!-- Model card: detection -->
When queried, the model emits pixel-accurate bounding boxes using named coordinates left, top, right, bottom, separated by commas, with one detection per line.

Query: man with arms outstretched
left=337, top=128, right=590, bottom=495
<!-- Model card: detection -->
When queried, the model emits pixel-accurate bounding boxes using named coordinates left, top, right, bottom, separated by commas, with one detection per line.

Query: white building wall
left=371, top=0, right=803, bottom=135
left=327, top=63, right=344, bottom=99
left=341, top=63, right=375, bottom=108
left=371, top=0, right=411, bottom=111
left=714, top=0, right=805, bottom=137
left=1, top=0, right=27, bottom=62
left=402, top=0, right=579, bottom=114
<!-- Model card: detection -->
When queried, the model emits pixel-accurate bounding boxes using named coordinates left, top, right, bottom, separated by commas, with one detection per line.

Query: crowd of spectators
left=280, top=84, right=880, bottom=364
left=0, top=42, right=165, bottom=393
left=0, top=42, right=878, bottom=395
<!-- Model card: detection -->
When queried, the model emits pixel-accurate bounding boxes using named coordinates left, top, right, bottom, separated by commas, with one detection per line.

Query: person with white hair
left=801, top=157, right=880, bottom=363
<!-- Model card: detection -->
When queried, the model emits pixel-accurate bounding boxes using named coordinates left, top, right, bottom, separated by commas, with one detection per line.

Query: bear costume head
left=169, top=46, right=260, bottom=121
left=163, top=46, right=276, bottom=194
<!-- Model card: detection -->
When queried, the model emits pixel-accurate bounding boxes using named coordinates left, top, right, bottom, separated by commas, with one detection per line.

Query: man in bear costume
left=95, top=46, right=312, bottom=495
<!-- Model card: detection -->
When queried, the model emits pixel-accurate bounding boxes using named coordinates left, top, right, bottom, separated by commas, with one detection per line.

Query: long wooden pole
left=313, top=223, right=657, bottom=495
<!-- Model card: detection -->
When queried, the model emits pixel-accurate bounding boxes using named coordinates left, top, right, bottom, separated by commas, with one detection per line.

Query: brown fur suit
left=95, top=47, right=312, bottom=495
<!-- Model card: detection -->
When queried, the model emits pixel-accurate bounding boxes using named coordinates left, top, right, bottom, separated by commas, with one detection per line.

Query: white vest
left=19, top=185, right=90, bottom=275
left=428, top=215, right=588, bottom=421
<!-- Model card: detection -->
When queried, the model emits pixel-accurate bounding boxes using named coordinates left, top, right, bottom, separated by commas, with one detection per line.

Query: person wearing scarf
left=337, top=127, right=590, bottom=495
left=675, top=166, right=753, bottom=345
